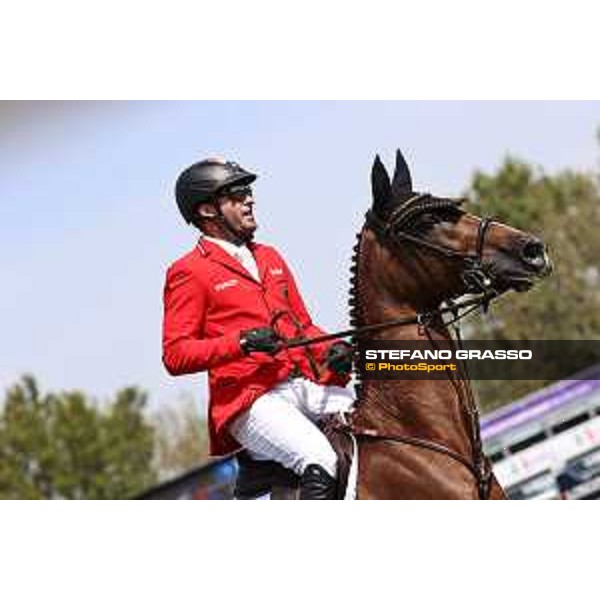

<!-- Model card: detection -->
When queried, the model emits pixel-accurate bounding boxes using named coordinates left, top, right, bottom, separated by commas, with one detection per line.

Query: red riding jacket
left=162, top=238, right=349, bottom=455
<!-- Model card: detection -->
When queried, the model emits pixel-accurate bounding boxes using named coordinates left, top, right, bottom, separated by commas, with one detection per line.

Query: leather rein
left=361, top=194, right=497, bottom=499
left=282, top=193, right=498, bottom=499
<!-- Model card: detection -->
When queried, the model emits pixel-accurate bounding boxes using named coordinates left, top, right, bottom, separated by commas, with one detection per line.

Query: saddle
left=234, top=414, right=354, bottom=500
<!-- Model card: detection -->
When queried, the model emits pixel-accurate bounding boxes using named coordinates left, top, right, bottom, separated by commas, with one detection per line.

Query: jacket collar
left=197, top=237, right=263, bottom=284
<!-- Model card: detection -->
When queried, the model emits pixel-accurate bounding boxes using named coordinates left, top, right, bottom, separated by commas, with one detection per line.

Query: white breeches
left=228, top=378, right=355, bottom=477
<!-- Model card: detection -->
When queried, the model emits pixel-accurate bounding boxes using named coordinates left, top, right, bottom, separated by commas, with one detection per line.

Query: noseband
left=366, top=193, right=496, bottom=296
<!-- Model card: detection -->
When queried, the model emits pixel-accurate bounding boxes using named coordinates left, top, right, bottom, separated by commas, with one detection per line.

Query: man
left=162, top=157, right=354, bottom=499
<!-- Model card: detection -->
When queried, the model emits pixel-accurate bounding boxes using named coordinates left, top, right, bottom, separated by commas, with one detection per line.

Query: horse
left=234, top=149, right=551, bottom=500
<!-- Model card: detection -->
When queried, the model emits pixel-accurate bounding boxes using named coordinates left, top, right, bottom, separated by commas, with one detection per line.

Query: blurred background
left=1, top=100, right=599, bottom=499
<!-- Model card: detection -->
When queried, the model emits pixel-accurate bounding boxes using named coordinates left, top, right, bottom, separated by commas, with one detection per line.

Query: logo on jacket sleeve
left=269, top=267, right=283, bottom=276
left=214, top=278, right=239, bottom=292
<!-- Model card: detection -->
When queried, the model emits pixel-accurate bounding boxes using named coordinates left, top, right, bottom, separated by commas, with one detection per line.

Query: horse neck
left=352, top=228, right=474, bottom=457
left=353, top=227, right=449, bottom=327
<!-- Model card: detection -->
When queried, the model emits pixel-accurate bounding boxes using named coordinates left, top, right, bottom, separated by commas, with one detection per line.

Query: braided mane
left=348, top=228, right=365, bottom=402
left=347, top=196, right=463, bottom=403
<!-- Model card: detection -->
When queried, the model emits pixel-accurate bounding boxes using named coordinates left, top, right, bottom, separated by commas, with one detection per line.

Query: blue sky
left=1, top=101, right=599, bottom=411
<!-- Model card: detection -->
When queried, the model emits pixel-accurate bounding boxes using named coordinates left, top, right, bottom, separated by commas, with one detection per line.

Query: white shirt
left=203, top=235, right=261, bottom=282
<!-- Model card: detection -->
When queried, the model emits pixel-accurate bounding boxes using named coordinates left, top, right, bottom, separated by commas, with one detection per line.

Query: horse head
left=365, top=149, right=551, bottom=310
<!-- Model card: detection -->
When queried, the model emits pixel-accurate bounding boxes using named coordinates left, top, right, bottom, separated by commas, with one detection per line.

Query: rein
left=280, top=290, right=496, bottom=350
left=363, top=194, right=497, bottom=498
left=282, top=193, right=498, bottom=499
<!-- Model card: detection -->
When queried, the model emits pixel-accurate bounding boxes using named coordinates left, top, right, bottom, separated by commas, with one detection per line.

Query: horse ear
left=371, top=154, right=392, bottom=214
left=391, top=148, right=413, bottom=200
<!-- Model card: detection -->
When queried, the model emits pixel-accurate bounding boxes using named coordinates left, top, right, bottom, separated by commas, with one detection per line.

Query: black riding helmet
left=175, top=158, right=257, bottom=224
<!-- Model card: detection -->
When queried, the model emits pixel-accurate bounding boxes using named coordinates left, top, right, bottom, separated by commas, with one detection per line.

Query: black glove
left=240, top=327, right=282, bottom=354
left=325, top=342, right=353, bottom=376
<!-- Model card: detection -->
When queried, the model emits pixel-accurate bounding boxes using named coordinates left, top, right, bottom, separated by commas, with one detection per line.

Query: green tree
left=463, top=155, right=600, bottom=411
left=0, top=375, right=158, bottom=499
left=152, top=394, right=209, bottom=479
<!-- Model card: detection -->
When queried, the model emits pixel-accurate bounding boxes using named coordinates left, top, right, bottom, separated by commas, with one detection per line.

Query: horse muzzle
left=487, top=237, right=552, bottom=293
left=520, top=238, right=552, bottom=277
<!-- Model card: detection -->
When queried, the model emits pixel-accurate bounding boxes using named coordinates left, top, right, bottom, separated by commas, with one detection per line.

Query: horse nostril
left=521, top=239, right=547, bottom=270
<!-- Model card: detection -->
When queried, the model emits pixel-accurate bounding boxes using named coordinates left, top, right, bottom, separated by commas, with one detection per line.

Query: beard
left=220, top=216, right=257, bottom=244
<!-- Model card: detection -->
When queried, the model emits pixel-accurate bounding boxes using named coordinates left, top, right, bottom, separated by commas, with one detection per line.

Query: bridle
left=281, top=192, right=499, bottom=498
left=360, top=193, right=497, bottom=499
left=366, top=193, right=497, bottom=298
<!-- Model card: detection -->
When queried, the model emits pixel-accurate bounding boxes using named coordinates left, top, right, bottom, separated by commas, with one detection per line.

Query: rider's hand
left=325, top=342, right=353, bottom=376
left=239, top=327, right=282, bottom=354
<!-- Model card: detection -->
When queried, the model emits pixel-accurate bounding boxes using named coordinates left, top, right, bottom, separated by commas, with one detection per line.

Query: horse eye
left=414, top=213, right=441, bottom=229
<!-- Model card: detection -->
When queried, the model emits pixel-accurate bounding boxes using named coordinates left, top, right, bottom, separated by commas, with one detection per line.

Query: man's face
left=217, top=186, right=258, bottom=236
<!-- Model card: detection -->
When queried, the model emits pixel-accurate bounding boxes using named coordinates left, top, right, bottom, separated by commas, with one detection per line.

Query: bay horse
left=345, top=150, right=550, bottom=499
left=235, top=149, right=550, bottom=499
